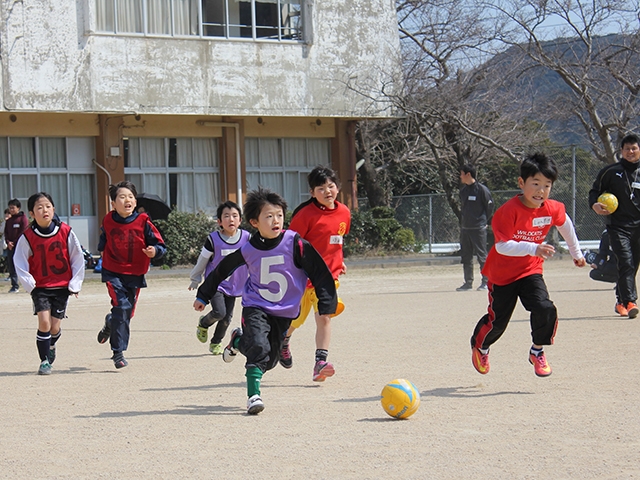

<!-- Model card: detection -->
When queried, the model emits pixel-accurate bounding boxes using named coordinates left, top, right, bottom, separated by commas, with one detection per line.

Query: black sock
left=36, top=330, right=51, bottom=362
left=50, top=330, right=61, bottom=347
left=315, top=349, right=328, bottom=363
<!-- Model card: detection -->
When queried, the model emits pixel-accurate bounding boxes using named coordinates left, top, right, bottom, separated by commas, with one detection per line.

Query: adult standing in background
left=4, top=199, right=29, bottom=293
left=457, top=164, right=494, bottom=291
left=589, top=133, right=640, bottom=318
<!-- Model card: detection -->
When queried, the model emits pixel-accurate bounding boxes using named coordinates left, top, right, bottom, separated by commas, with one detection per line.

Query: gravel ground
left=0, top=259, right=638, bottom=479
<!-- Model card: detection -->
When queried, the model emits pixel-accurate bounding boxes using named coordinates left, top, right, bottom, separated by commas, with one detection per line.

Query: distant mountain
left=474, top=33, right=639, bottom=145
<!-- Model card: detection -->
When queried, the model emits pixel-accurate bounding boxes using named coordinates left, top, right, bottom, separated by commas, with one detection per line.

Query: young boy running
left=193, top=187, right=336, bottom=414
left=14, top=192, right=85, bottom=375
left=280, top=166, right=351, bottom=382
left=189, top=201, right=250, bottom=354
left=470, top=153, right=586, bottom=377
left=96, top=181, right=166, bottom=369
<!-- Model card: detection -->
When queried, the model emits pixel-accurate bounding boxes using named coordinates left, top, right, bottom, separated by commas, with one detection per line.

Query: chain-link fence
left=358, top=145, right=607, bottom=252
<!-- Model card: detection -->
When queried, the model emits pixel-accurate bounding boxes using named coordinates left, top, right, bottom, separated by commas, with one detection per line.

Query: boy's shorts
left=290, top=280, right=344, bottom=330
left=31, top=288, right=70, bottom=319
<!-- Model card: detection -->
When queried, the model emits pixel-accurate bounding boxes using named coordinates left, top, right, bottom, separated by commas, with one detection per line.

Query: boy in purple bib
left=193, top=187, right=337, bottom=415
left=189, top=201, right=250, bottom=355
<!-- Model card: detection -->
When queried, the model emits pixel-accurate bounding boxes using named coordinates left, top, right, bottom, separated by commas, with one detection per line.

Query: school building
left=0, top=0, right=401, bottom=251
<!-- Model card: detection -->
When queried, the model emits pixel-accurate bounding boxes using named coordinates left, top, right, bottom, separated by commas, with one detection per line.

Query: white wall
left=0, top=0, right=402, bottom=118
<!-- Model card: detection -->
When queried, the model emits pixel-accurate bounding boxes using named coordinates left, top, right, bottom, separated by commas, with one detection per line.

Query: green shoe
left=196, top=319, right=208, bottom=343
left=209, top=343, right=223, bottom=355
left=38, top=360, right=52, bottom=375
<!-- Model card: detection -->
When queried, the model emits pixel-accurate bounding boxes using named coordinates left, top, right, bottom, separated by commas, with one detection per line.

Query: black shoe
left=8, top=287, right=18, bottom=293
left=456, top=283, right=473, bottom=291
left=477, top=283, right=488, bottom=291
left=112, top=351, right=128, bottom=369
left=97, top=314, right=112, bottom=344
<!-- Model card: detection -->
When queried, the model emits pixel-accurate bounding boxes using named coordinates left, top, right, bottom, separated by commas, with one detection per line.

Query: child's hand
left=188, top=281, right=199, bottom=291
left=143, top=246, right=156, bottom=258
left=535, top=243, right=555, bottom=259
left=193, top=299, right=206, bottom=311
left=574, top=257, right=587, bottom=268
left=340, top=262, right=347, bottom=275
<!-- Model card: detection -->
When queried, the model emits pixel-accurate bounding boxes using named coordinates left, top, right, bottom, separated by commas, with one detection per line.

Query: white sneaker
left=247, top=394, right=264, bottom=415
left=222, top=327, right=242, bottom=363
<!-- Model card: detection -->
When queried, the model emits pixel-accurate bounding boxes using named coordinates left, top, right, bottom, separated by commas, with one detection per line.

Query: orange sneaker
left=471, top=347, right=490, bottom=374
left=529, top=352, right=552, bottom=377
left=615, top=303, right=628, bottom=316
left=626, top=302, right=639, bottom=319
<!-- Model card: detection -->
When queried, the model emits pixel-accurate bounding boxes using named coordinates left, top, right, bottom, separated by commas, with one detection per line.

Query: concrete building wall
left=1, top=0, right=401, bottom=117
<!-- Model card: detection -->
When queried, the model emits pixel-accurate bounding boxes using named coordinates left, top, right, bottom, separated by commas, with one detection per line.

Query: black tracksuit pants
left=471, top=274, right=558, bottom=350
left=607, top=225, right=640, bottom=305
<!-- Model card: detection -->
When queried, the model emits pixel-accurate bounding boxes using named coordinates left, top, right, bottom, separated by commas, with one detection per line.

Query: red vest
left=102, top=212, right=151, bottom=276
left=23, top=223, right=73, bottom=288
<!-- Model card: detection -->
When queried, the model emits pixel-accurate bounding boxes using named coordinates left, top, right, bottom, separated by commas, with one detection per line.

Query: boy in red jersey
left=280, top=166, right=351, bottom=382
left=470, top=154, right=586, bottom=377
left=96, top=181, right=166, bottom=369
left=14, top=192, right=85, bottom=375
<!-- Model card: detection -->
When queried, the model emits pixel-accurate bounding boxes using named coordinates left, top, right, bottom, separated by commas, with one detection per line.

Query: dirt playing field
left=1, top=259, right=638, bottom=479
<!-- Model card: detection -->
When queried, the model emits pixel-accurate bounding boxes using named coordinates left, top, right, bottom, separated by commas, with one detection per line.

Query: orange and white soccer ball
left=598, top=193, right=618, bottom=213
left=380, top=379, right=421, bottom=419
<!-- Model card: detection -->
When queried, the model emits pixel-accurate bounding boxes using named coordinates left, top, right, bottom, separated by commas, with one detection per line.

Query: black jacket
left=589, top=159, right=640, bottom=229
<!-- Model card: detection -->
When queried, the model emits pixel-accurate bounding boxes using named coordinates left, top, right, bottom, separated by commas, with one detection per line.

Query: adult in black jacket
left=589, top=133, right=640, bottom=318
left=457, top=164, right=494, bottom=291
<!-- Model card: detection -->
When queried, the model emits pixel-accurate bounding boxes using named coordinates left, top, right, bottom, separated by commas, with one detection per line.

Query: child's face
left=621, top=142, right=640, bottom=163
left=249, top=203, right=284, bottom=239
left=311, top=180, right=339, bottom=209
left=111, top=187, right=137, bottom=218
left=8, top=205, right=19, bottom=216
left=518, top=173, right=553, bottom=209
left=30, top=197, right=55, bottom=228
left=218, top=207, right=241, bottom=235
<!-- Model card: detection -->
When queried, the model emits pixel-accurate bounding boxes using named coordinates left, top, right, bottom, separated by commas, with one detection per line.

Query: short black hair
left=308, top=165, right=340, bottom=190
left=8, top=198, right=21, bottom=209
left=461, top=164, right=476, bottom=179
left=216, top=201, right=242, bottom=220
left=28, top=192, right=55, bottom=213
left=243, top=187, right=287, bottom=223
left=109, top=180, right=137, bottom=201
left=621, top=133, right=640, bottom=149
left=520, top=153, right=558, bottom=183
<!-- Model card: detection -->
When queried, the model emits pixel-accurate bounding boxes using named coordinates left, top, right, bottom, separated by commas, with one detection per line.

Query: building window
left=95, top=0, right=302, bottom=41
left=124, top=137, right=220, bottom=216
left=245, top=137, right=331, bottom=208
left=0, top=137, right=96, bottom=217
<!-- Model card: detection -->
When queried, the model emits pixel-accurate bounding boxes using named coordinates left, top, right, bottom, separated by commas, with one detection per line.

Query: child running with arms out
left=189, top=201, right=250, bottom=354
left=14, top=192, right=85, bottom=375
left=96, top=181, right=166, bottom=369
left=470, top=153, right=586, bottom=377
left=193, top=187, right=337, bottom=414
left=280, top=165, right=351, bottom=382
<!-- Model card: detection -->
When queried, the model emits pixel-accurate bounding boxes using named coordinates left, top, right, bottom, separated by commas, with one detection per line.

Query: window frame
left=93, top=0, right=305, bottom=43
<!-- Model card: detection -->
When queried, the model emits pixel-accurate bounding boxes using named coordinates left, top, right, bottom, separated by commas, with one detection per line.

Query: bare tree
left=479, top=0, right=640, bottom=163
left=356, top=0, right=545, bottom=215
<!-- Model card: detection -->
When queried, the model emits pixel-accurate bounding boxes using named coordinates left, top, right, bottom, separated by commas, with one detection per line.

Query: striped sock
left=36, top=330, right=51, bottom=362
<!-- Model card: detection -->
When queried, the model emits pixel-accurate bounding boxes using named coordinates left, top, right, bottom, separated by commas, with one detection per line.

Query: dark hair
left=308, top=165, right=340, bottom=190
left=216, top=201, right=242, bottom=220
left=461, top=164, right=476, bottom=179
left=243, top=187, right=287, bottom=223
left=8, top=198, right=21, bottom=209
left=621, top=133, right=640, bottom=149
left=28, top=192, right=55, bottom=212
left=520, top=153, right=558, bottom=183
left=4, top=208, right=10, bottom=214
left=109, top=180, right=137, bottom=201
